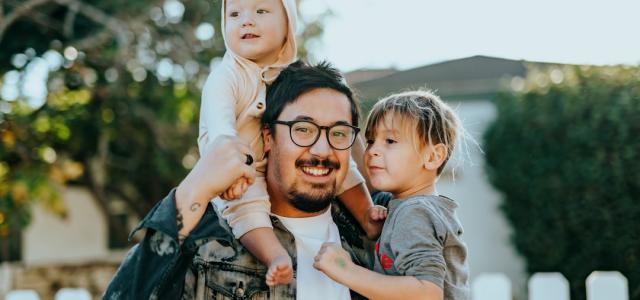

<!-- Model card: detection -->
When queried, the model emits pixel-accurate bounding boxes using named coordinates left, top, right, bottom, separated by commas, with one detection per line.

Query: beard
left=286, top=157, right=341, bottom=213
left=287, top=182, right=336, bottom=213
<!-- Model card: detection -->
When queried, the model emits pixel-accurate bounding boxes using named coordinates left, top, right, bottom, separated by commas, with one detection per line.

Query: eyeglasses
left=272, top=120, right=360, bottom=150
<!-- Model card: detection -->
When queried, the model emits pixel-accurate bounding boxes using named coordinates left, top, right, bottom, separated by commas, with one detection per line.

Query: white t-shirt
left=275, top=206, right=351, bottom=300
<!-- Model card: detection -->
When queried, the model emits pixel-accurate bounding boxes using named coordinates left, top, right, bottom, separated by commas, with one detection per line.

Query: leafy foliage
left=484, top=65, right=640, bottom=300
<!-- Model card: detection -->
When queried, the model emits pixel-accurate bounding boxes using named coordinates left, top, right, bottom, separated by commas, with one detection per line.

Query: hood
left=220, top=0, right=298, bottom=83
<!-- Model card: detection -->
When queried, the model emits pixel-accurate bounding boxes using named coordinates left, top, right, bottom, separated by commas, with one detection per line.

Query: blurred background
left=0, top=0, right=638, bottom=299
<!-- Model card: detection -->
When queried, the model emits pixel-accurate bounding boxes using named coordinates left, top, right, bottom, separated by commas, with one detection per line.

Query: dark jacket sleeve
left=102, top=189, right=231, bottom=300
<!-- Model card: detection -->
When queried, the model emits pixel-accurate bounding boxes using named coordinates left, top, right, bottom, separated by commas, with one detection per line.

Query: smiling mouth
left=241, top=33, right=259, bottom=39
left=301, top=166, right=331, bottom=176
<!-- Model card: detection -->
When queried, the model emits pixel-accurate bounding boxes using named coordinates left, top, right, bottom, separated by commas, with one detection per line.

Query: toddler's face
left=224, top=0, right=288, bottom=66
left=364, top=113, right=434, bottom=198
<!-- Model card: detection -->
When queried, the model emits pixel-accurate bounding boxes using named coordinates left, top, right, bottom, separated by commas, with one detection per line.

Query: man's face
left=264, top=88, right=353, bottom=215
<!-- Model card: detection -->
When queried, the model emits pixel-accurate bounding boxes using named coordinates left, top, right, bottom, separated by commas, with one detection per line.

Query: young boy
left=313, top=90, right=470, bottom=299
left=198, top=0, right=383, bottom=286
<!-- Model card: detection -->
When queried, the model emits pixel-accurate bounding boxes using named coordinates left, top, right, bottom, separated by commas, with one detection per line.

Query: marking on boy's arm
left=336, top=258, right=347, bottom=269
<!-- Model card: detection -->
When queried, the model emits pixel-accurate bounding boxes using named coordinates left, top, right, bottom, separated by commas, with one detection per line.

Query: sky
left=300, top=0, right=640, bottom=72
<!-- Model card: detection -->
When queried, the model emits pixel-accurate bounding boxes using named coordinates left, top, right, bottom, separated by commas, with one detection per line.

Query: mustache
left=295, top=157, right=340, bottom=169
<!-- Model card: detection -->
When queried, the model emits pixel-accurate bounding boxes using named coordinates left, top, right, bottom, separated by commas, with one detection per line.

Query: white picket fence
left=473, top=271, right=629, bottom=300
left=1, top=271, right=631, bottom=300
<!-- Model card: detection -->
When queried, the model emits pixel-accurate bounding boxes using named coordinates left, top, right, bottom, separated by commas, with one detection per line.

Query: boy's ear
left=423, top=143, right=448, bottom=171
left=262, top=125, right=272, bottom=153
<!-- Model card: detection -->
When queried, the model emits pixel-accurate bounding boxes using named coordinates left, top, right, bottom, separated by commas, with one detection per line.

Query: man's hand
left=177, top=136, right=256, bottom=205
left=313, top=243, right=354, bottom=284
left=175, top=135, right=256, bottom=239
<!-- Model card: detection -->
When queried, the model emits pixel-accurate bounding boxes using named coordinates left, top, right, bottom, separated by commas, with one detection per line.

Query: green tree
left=0, top=0, right=327, bottom=249
left=484, top=65, right=640, bottom=300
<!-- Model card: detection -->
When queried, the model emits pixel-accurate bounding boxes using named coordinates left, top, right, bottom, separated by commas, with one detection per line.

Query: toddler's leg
left=240, top=228, right=293, bottom=286
left=217, top=175, right=293, bottom=286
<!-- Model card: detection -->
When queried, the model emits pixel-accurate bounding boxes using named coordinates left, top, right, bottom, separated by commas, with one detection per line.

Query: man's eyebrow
left=292, top=115, right=314, bottom=121
left=292, top=115, right=352, bottom=126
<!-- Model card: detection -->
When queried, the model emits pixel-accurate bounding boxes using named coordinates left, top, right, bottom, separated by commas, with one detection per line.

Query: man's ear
left=262, top=125, right=272, bottom=153
left=423, top=143, right=448, bottom=171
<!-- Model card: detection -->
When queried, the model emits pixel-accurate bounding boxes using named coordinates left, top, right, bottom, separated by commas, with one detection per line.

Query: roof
left=344, top=68, right=398, bottom=85
left=352, top=55, right=556, bottom=103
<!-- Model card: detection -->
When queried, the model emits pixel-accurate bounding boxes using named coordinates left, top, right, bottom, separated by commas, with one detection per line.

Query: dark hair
left=262, top=61, right=359, bottom=129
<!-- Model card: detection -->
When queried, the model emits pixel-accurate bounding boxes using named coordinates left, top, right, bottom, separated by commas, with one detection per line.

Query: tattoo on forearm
left=190, top=202, right=201, bottom=212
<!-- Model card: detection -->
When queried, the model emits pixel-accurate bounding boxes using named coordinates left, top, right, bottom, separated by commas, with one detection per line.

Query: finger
left=233, top=184, right=242, bottom=199
left=239, top=165, right=257, bottom=183
left=240, top=181, right=247, bottom=193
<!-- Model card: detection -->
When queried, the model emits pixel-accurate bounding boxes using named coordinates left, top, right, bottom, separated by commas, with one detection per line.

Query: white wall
left=22, top=187, right=109, bottom=265
left=437, top=100, right=527, bottom=296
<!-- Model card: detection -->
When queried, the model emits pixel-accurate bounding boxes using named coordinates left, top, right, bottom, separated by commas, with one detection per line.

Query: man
left=104, top=61, right=390, bottom=299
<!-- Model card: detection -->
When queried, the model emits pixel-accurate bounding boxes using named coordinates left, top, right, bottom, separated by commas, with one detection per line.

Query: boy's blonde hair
left=364, top=90, right=460, bottom=175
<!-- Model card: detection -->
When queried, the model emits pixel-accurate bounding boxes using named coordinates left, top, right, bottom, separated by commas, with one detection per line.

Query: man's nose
left=309, top=131, right=332, bottom=157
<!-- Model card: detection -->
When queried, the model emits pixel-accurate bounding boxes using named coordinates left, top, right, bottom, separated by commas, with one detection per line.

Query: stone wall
left=0, top=262, right=119, bottom=300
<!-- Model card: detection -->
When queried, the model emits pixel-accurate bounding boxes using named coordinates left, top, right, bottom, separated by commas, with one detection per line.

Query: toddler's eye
left=365, top=139, right=374, bottom=145
left=257, top=9, right=268, bottom=14
left=229, top=11, right=239, bottom=17
left=385, top=139, right=396, bottom=144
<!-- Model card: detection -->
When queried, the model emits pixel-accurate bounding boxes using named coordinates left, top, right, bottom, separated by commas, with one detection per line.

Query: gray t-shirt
left=373, top=194, right=470, bottom=300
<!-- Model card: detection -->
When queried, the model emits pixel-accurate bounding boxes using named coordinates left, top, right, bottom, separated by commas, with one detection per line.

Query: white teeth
left=302, top=167, right=330, bottom=176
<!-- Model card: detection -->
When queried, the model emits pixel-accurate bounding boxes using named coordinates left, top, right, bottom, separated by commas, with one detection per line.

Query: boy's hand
left=364, top=205, right=387, bottom=239
left=313, top=243, right=354, bottom=284
left=220, top=177, right=249, bottom=200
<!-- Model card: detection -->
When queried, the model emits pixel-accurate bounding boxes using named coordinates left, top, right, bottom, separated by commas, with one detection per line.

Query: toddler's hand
left=220, top=177, right=249, bottom=200
left=313, top=243, right=353, bottom=284
left=368, top=205, right=388, bottom=222
left=365, top=205, right=387, bottom=240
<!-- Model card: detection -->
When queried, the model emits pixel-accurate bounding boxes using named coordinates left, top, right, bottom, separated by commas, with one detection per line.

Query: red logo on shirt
left=375, top=242, right=393, bottom=269
left=379, top=254, right=393, bottom=269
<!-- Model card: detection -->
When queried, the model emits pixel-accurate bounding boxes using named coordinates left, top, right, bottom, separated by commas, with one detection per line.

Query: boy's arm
left=314, top=243, right=443, bottom=300
left=345, top=264, right=443, bottom=300
left=339, top=182, right=387, bottom=240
